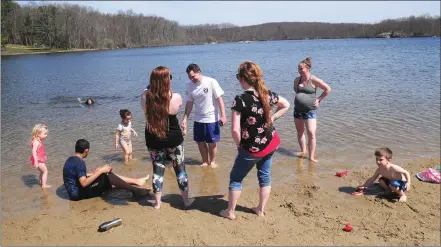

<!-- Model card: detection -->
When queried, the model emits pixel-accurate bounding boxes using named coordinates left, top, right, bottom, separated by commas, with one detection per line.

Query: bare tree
left=2, top=1, right=439, bottom=50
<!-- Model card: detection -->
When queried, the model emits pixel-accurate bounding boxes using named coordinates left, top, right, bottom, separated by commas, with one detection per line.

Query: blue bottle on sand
left=98, top=218, right=122, bottom=232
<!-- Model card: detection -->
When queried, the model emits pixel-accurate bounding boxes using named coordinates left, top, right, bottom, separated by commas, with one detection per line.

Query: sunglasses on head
left=170, top=74, right=173, bottom=80
left=236, top=73, right=240, bottom=80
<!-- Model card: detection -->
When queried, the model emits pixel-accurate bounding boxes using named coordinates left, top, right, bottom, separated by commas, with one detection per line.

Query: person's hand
left=100, top=164, right=112, bottom=174
left=313, top=99, right=320, bottom=108
left=219, top=116, right=227, bottom=126
left=271, top=115, right=275, bottom=123
left=115, top=143, right=119, bottom=149
left=181, top=118, right=187, bottom=136
left=133, top=131, right=138, bottom=137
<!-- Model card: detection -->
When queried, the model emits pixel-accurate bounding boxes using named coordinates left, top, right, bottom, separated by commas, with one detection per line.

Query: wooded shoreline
left=1, top=0, right=439, bottom=52
left=2, top=35, right=438, bottom=57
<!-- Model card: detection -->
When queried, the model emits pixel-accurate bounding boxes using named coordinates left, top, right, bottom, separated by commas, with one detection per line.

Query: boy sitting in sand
left=63, top=139, right=150, bottom=201
left=357, top=147, right=411, bottom=202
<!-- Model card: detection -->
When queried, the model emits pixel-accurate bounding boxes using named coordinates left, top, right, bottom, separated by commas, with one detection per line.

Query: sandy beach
left=2, top=157, right=439, bottom=246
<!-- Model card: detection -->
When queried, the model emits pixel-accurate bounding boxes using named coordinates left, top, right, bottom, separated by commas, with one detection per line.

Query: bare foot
left=153, top=202, right=161, bottom=209
left=251, top=207, right=265, bottom=217
left=200, top=162, right=208, bottom=167
left=209, top=162, right=218, bottom=168
left=184, top=198, right=196, bottom=208
left=398, top=194, right=407, bottom=202
left=41, top=185, right=52, bottom=188
left=136, top=175, right=150, bottom=186
left=133, top=189, right=151, bottom=200
left=219, top=209, right=236, bottom=220
left=296, top=152, right=305, bottom=157
left=309, top=157, right=318, bottom=163
left=129, top=157, right=137, bottom=161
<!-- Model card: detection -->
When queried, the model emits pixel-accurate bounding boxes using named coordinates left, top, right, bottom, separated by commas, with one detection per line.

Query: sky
left=34, top=1, right=441, bottom=27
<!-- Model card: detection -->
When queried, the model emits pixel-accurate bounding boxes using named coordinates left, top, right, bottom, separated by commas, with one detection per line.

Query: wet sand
left=2, top=157, right=439, bottom=246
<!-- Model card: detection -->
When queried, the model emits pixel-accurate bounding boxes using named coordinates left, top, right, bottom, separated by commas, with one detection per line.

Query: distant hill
left=196, top=17, right=440, bottom=43
left=1, top=0, right=439, bottom=50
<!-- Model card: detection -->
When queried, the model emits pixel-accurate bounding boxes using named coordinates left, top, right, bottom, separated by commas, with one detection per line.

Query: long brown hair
left=145, top=66, right=171, bottom=138
left=237, top=61, right=271, bottom=128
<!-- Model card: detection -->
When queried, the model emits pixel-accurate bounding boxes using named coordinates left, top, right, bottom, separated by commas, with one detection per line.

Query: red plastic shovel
left=343, top=223, right=353, bottom=232
left=336, top=170, right=348, bottom=177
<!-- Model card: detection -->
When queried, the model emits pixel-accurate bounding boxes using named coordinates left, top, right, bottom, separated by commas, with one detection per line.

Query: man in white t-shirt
left=181, top=64, right=226, bottom=168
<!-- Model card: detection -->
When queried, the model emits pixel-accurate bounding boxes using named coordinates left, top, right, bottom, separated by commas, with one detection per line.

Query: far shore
left=1, top=45, right=103, bottom=56
left=2, top=36, right=438, bottom=56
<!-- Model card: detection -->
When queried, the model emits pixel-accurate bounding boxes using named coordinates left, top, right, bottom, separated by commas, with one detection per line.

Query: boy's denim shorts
left=229, top=148, right=275, bottom=191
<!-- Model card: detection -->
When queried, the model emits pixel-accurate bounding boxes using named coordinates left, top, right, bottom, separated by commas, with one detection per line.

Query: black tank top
left=144, top=114, right=184, bottom=149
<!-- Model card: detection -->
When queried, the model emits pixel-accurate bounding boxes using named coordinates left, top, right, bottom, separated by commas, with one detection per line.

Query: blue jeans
left=229, top=148, right=275, bottom=191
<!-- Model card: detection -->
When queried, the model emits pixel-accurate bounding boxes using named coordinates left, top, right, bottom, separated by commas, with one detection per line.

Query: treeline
left=1, top=0, right=440, bottom=50
left=204, top=15, right=440, bottom=42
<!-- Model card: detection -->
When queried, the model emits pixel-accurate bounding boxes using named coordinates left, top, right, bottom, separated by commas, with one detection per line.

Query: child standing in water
left=115, top=109, right=137, bottom=164
left=30, top=124, right=51, bottom=188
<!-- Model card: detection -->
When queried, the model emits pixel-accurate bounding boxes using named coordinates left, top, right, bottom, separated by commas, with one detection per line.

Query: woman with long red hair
left=142, top=66, right=195, bottom=209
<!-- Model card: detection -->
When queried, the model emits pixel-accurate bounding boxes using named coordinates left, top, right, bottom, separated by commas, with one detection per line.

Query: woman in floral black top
left=220, top=61, right=290, bottom=220
left=231, top=90, right=279, bottom=153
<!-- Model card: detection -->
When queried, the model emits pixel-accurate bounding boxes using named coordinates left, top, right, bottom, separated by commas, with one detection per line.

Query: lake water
left=1, top=38, right=440, bottom=218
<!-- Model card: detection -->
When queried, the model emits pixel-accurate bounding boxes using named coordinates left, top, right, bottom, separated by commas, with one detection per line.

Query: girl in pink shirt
left=30, top=124, right=51, bottom=188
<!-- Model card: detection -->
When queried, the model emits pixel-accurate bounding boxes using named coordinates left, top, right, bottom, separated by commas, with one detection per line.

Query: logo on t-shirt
left=203, top=88, right=208, bottom=93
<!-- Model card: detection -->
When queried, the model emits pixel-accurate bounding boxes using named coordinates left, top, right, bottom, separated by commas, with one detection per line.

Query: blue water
left=1, top=38, right=440, bottom=217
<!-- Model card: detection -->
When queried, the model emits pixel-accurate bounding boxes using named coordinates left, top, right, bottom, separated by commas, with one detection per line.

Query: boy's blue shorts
left=380, top=177, right=407, bottom=192
left=193, top=121, right=220, bottom=143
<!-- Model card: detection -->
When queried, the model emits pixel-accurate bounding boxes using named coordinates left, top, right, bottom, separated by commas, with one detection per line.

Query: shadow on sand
left=138, top=194, right=254, bottom=217
left=338, top=184, right=401, bottom=202
left=101, top=153, right=123, bottom=163
left=275, top=147, right=308, bottom=159
left=56, top=184, right=153, bottom=206
left=184, top=157, right=204, bottom=166
left=22, top=174, right=40, bottom=188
